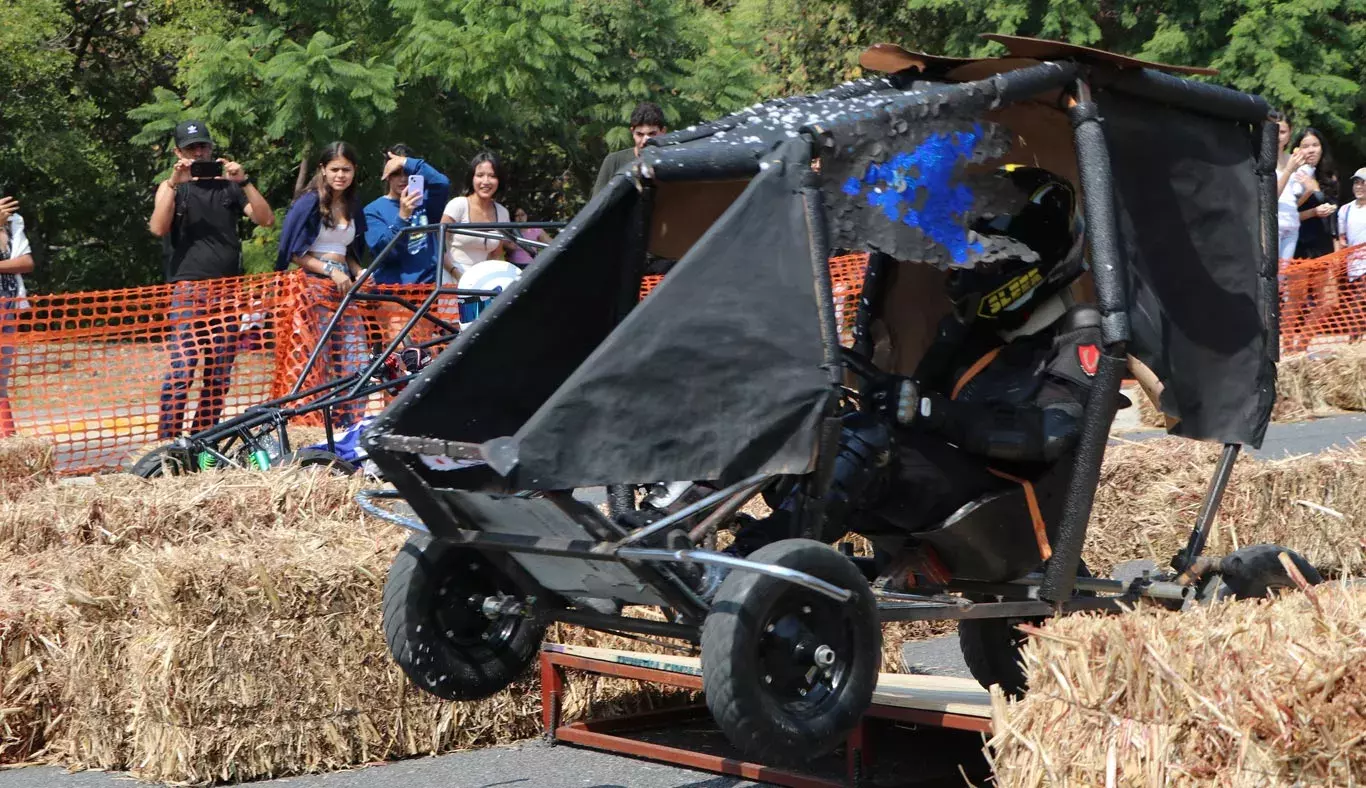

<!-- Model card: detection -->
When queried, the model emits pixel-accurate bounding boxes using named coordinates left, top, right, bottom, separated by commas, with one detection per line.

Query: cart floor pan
left=441, top=490, right=674, bottom=608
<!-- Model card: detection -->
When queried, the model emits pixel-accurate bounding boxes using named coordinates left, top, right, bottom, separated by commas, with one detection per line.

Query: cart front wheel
left=279, top=448, right=357, bottom=476
left=383, top=533, right=545, bottom=701
left=958, top=562, right=1092, bottom=699
left=130, top=445, right=194, bottom=478
left=701, top=538, right=880, bottom=765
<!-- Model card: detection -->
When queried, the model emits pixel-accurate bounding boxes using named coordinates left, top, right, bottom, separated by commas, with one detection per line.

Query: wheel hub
left=757, top=596, right=851, bottom=709
left=434, top=562, right=525, bottom=649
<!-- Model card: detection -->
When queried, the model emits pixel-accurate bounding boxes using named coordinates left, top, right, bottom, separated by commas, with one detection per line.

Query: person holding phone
left=362, top=145, right=452, bottom=285
left=148, top=119, right=274, bottom=440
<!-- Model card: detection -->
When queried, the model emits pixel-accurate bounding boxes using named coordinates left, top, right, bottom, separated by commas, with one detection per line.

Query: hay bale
left=1282, top=345, right=1366, bottom=412
left=49, top=534, right=708, bottom=784
left=0, top=546, right=140, bottom=767
left=1137, top=376, right=1314, bottom=428
left=988, top=581, right=1366, bottom=786
left=0, top=469, right=371, bottom=553
left=0, top=438, right=54, bottom=500
left=1088, top=440, right=1366, bottom=577
left=0, top=569, right=63, bottom=764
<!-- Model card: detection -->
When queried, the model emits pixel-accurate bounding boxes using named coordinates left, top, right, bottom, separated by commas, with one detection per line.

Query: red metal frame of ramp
left=539, top=643, right=993, bottom=788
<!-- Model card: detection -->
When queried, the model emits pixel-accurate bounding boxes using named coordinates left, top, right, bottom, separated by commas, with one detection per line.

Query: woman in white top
left=277, top=142, right=369, bottom=427
left=442, top=151, right=512, bottom=280
left=1274, top=117, right=1314, bottom=261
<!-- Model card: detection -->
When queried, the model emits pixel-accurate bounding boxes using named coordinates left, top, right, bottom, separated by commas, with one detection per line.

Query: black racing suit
left=731, top=302, right=1106, bottom=554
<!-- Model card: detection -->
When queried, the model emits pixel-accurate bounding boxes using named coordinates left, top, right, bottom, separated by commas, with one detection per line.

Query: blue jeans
left=157, top=282, right=240, bottom=439
left=310, top=290, right=369, bottom=430
left=0, top=298, right=18, bottom=400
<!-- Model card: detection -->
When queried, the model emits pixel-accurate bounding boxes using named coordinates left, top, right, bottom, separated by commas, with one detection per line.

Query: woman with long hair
left=1283, top=128, right=1342, bottom=353
left=441, top=150, right=512, bottom=280
left=1293, top=128, right=1339, bottom=259
left=276, top=141, right=371, bottom=428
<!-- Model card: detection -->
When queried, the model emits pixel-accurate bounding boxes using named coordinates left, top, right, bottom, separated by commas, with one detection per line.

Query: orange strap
left=950, top=347, right=1002, bottom=400
left=987, top=467, right=1053, bottom=562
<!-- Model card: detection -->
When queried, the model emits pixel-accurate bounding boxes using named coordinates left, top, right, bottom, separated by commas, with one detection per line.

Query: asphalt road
left=1114, top=412, right=1366, bottom=458
left=0, top=744, right=767, bottom=788
left=12, top=414, right=1366, bottom=788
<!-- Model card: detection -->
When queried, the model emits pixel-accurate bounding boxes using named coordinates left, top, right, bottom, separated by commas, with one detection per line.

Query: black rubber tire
left=130, top=445, right=193, bottom=478
left=382, top=533, right=545, bottom=701
left=958, top=562, right=1092, bottom=699
left=1219, top=544, right=1323, bottom=600
left=701, top=538, right=880, bottom=765
left=278, top=448, right=358, bottom=476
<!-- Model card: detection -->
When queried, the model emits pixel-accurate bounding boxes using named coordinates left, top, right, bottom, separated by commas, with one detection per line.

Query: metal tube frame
left=1172, top=443, right=1241, bottom=572
left=288, top=220, right=562, bottom=396
left=1038, top=74, right=1130, bottom=603
left=605, top=178, right=656, bottom=519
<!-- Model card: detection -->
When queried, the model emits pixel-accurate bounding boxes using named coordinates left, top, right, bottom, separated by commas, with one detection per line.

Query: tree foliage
left=2, top=0, right=1362, bottom=292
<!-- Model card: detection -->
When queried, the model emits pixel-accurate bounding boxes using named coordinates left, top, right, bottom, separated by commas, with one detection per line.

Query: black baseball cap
left=174, top=120, right=214, bottom=149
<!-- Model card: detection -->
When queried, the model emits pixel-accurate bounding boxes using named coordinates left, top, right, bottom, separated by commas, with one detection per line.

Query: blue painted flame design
left=841, top=124, right=984, bottom=265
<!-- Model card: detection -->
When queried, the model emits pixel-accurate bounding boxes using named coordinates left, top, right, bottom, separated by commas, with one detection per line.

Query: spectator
left=363, top=145, right=452, bottom=284
left=1283, top=128, right=1341, bottom=353
left=1293, top=128, right=1339, bottom=260
left=441, top=151, right=511, bottom=280
left=148, top=119, right=274, bottom=440
left=276, top=141, right=370, bottom=429
left=1275, top=117, right=1312, bottom=260
left=1338, top=169, right=1366, bottom=315
left=1336, top=168, right=1366, bottom=254
left=592, top=101, right=667, bottom=196
left=506, top=207, right=552, bottom=265
left=0, top=191, right=34, bottom=438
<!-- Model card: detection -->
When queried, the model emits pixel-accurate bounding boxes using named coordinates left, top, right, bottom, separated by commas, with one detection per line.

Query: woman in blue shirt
left=363, top=145, right=452, bottom=285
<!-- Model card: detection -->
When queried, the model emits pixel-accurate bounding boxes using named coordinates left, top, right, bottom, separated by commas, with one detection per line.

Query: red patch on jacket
left=1077, top=344, right=1100, bottom=376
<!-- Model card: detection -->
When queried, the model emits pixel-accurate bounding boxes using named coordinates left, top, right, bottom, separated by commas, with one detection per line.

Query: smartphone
left=406, top=174, right=425, bottom=207
left=190, top=160, right=224, bottom=179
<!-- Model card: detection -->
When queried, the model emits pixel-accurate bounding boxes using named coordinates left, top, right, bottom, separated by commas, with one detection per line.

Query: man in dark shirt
left=148, top=120, right=273, bottom=439
left=592, top=101, right=667, bottom=197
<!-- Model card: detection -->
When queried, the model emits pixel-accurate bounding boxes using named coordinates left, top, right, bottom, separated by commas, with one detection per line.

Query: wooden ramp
left=541, top=643, right=995, bottom=788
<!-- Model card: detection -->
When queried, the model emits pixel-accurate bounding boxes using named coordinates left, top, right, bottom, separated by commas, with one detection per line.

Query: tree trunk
left=293, top=141, right=313, bottom=198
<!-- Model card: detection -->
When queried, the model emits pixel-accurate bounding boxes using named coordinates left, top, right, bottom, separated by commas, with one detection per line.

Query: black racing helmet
left=946, top=165, right=1086, bottom=330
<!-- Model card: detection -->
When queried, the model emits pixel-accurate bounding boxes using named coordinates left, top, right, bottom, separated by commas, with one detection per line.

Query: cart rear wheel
left=279, top=448, right=357, bottom=476
left=701, top=538, right=880, bottom=765
left=958, top=562, right=1092, bottom=699
left=1218, top=545, right=1322, bottom=600
left=130, top=445, right=194, bottom=478
left=383, top=533, right=545, bottom=701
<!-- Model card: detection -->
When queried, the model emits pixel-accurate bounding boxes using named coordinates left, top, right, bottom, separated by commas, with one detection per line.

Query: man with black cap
left=148, top=120, right=274, bottom=441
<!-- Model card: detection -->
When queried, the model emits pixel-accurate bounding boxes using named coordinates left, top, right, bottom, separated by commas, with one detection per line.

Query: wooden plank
left=870, top=673, right=992, bottom=718
left=544, top=643, right=703, bottom=677
left=543, top=643, right=992, bottom=719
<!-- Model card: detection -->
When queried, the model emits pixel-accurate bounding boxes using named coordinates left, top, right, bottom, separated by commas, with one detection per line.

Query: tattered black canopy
left=366, top=40, right=1277, bottom=495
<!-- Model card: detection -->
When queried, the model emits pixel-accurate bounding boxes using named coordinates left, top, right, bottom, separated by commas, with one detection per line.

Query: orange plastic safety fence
left=0, top=273, right=286, bottom=474
left=1279, top=243, right=1366, bottom=355
left=267, top=270, right=462, bottom=428
left=640, top=253, right=871, bottom=345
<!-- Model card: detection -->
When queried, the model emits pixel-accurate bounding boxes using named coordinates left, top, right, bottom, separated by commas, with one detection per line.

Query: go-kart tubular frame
left=356, top=62, right=1278, bottom=644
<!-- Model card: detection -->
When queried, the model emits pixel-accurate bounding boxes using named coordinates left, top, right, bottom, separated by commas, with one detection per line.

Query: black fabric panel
left=368, top=176, right=636, bottom=462
left=1098, top=90, right=1275, bottom=447
left=504, top=140, right=833, bottom=489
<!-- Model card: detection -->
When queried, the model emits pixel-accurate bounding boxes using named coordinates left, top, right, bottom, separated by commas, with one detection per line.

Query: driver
left=722, top=165, right=1112, bottom=571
